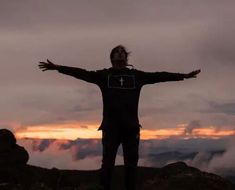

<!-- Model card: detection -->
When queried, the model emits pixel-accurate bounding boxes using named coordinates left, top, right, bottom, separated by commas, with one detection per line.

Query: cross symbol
left=119, top=77, right=124, bottom=86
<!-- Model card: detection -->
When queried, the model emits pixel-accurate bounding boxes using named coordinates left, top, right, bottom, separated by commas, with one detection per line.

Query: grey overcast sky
left=0, top=0, right=235, bottom=132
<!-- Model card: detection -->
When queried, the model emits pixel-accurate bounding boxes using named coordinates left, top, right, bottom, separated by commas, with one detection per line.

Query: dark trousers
left=100, top=127, right=140, bottom=190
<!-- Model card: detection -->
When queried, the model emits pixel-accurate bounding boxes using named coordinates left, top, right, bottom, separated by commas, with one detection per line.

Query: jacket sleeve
left=138, top=70, right=185, bottom=85
left=57, top=65, right=100, bottom=85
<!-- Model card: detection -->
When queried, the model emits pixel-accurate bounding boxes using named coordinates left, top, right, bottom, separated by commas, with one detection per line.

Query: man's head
left=110, top=45, right=130, bottom=69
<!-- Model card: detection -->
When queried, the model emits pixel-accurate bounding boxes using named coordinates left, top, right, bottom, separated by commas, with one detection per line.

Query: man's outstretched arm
left=38, top=59, right=99, bottom=84
left=139, top=69, right=201, bottom=85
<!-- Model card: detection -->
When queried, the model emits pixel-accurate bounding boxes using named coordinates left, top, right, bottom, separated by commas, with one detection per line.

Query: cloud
left=32, top=139, right=55, bottom=152
left=208, top=101, right=235, bottom=115
left=0, top=84, right=102, bottom=126
left=1, top=0, right=234, bottom=30
left=207, top=139, right=235, bottom=176
left=80, top=125, right=89, bottom=129
left=17, top=135, right=235, bottom=176
left=139, top=136, right=235, bottom=176
left=139, top=137, right=228, bottom=157
left=184, top=120, right=202, bottom=135
left=1, top=1, right=235, bottom=170
left=199, top=20, right=235, bottom=66
left=27, top=138, right=123, bottom=164
left=58, top=139, right=102, bottom=160
left=18, top=138, right=102, bottom=170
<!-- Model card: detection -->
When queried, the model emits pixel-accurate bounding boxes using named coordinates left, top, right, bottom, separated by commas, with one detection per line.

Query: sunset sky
left=0, top=0, right=235, bottom=174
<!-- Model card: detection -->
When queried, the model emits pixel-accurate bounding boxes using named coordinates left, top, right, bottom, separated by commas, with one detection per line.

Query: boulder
left=0, top=129, right=16, bottom=151
left=0, top=129, right=29, bottom=165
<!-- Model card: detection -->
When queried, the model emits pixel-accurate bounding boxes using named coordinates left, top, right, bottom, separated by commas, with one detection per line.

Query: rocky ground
left=1, top=161, right=235, bottom=190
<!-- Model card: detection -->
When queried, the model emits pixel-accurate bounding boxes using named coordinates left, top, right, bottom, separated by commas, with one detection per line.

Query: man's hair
left=110, top=45, right=131, bottom=64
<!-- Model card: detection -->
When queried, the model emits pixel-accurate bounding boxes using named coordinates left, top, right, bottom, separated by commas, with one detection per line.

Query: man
left=38, top=45, right=200, bottom=190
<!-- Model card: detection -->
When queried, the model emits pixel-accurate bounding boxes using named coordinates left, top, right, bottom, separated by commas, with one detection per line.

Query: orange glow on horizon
left=15, top=122, right=101, bottom=140
left=140, top=127, right=185, bottom=140
left=14, top=122, right=235, bottom=140
left=192, top=128, right=235, bottom=137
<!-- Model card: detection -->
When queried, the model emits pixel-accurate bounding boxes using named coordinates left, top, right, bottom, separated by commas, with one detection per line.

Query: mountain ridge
left=0, top=162, right=234, bottom=190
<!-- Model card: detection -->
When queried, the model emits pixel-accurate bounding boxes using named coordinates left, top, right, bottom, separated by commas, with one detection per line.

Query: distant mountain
left=147, top=150, right=235, bottom=185
left=147, top=150, right=225, bottom=167
left=0, top=162, right=234, bottom=190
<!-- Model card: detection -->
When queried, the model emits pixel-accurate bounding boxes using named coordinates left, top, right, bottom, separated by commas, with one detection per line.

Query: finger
left=192, top=71, right=200, bottom=75
left=47, top=59, right=53, bottom=64
left=38, top=63, right=47, bottom=67
left=38, top=64, right=45, bottom=67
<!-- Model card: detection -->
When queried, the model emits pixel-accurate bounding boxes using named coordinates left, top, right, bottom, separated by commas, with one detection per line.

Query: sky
left=0, top=0, right=235, bottom=175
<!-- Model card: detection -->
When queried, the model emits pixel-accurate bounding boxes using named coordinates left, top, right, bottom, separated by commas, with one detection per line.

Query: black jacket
left=58, top=66, right=185, bottom=130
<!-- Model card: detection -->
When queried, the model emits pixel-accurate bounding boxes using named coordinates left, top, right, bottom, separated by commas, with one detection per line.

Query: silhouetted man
left=38, top=45, right=200, bottom=190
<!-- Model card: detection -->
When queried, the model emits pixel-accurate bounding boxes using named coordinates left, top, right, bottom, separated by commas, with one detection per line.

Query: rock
left=143, top=162, right=234, bottom=190
left=0, top=129, right=29, bottom=165
left=0, top=144, right=29, bottom=165
left=0, top=129, right=16, bottom=151
left=0, top=162, right=234, bottom=190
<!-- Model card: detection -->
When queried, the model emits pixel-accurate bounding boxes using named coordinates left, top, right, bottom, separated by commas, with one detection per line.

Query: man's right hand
left=38, top=59, right=59, bottom=71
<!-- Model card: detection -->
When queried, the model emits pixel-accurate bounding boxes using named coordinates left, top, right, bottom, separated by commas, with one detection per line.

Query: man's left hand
left=184, top=69, right=201, bottom=79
